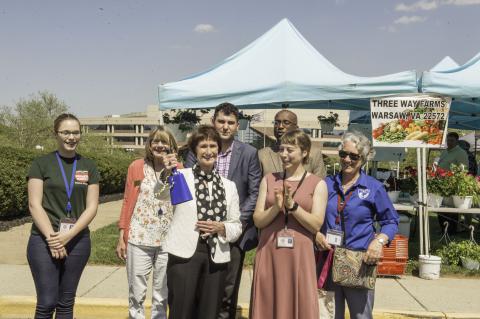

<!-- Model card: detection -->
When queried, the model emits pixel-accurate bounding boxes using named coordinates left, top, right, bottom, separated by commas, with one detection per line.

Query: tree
left=1, top=91, right=68, bottom=149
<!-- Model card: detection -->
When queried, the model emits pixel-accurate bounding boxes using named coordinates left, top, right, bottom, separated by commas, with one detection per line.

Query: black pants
left=27, top=233, right=91, bottom=319
left=218, top=244, right=245, bottom=319
left=167, top=240, right=228, bottom=319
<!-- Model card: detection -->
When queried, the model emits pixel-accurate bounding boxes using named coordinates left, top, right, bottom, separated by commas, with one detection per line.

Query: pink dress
left=250, top=172, right=320, bottom=319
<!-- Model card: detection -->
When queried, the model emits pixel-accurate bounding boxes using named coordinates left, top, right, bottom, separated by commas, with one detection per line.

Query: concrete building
left=79, top=106, right=348, bottom=153
left=80, top=105, right=163, bottom=150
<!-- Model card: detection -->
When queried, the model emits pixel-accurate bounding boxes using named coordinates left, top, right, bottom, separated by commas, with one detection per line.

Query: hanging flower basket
left=319, top=121, right=335, bottom=133
left=317, top=112, right=339, bottom=134
left=238, top=119, right=249, bottom=130
left=461, top=256, right=480, bottom=270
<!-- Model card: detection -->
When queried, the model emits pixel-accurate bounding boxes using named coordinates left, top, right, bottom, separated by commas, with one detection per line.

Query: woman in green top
left=27, top=113, right=100, bottom=319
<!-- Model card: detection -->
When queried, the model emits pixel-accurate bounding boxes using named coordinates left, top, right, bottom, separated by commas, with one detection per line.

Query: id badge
left=276, top=229, right=294, bottom=248
left=326, top=229, right=344, bottom=246
left=59, top=218, right=76, bottom=233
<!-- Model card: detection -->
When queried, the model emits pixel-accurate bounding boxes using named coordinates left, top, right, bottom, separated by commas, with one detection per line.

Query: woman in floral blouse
left=116, top=126, right=181, bottom=319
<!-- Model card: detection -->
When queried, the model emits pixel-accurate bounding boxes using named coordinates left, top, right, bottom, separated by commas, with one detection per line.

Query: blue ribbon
left=55, top=152, right=77, bottom=216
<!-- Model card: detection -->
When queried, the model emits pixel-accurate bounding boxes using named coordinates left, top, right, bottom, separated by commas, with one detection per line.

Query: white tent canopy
left=430, top=56, right=459, bottom=72
left=158, top=19, right=418, bottom=110
left=422, top=52, right=480, bottom=115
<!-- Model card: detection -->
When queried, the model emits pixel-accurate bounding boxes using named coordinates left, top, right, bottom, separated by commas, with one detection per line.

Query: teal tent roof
left=430, top=56, right=459, bottom=72
left=421, top=53, right=480, bottom=129
left=158, top=19, right=418, bottom=110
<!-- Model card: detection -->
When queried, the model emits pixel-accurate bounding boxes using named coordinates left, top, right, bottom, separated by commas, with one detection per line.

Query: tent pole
left=422, top=147, right=430, bottom=255
left=263, top=109, right=266, bottom=148
left=417, top=148, right=424, bottom=256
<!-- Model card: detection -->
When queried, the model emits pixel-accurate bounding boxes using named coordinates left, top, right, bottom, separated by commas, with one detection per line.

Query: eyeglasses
left=339, top=150, right=361, bottom=161
left=57, top=130, right=81, bottom=137
left=151, top=142, right=171, bottom=153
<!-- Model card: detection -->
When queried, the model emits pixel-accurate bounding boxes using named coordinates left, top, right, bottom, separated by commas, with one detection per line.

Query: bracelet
left=286, top=202, right=299, bottom=213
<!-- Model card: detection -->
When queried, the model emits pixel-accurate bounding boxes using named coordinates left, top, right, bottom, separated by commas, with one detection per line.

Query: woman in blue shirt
left=316, top=131, right=399, bottom=319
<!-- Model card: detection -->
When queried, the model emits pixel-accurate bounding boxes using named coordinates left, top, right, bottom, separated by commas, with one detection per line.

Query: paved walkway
left=0, top=201, right=121, bottom=264
left=1, top=200, right=479, bottom=318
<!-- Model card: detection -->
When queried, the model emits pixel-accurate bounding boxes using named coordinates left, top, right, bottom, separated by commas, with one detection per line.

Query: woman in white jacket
left=165, top=125, right=242, bottom=319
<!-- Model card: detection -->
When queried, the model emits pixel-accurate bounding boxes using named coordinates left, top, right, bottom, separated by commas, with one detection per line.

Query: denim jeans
left=27, top=232, right=90, bottom=319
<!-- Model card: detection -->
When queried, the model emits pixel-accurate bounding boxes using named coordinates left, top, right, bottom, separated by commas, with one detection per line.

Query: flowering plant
left=426, top=166, right=455, bottom=197
left=317, top=112, right=340, bottom=126
left=449, top=165, right=480, bottom=198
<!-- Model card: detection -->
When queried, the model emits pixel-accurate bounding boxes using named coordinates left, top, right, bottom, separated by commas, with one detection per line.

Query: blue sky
left=1, top=0, right=479, bottom=117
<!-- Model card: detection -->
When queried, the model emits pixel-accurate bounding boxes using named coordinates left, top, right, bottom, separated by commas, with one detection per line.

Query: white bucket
left=419, top=255, right=441, bottom=280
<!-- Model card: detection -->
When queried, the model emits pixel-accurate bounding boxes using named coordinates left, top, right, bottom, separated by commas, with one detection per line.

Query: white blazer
left=164, top=168, right=242, bottom=264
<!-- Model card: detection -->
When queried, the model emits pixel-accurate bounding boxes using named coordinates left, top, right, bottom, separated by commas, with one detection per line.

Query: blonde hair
left=145, top=126, right=178, bottom=162
left=279, top=129, right=311, bottom=164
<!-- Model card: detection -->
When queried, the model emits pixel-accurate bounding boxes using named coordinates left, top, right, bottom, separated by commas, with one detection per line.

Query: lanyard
left=55, top=152, right=77, bottom=216
left=283, top=170, right=307, bottom=228
left=336, top=189, right=354, bottom=246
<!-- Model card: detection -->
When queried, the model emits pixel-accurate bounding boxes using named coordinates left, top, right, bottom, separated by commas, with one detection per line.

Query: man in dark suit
left=185, top=102, right=261, bottom=319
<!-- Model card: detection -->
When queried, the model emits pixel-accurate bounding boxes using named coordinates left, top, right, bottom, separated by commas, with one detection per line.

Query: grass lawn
left=89, top=221, right=256, bottom=266
left=89, top=222, right=124, bottom=265
left=90, top=215, right=480, bottom=277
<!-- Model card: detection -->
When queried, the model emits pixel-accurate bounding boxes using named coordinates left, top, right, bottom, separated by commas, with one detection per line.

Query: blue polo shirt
left=321, top=170, right=399, bottom=251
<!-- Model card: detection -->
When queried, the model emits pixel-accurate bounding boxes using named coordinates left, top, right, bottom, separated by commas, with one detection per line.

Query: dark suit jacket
left=185, top=140, right=262, bottom=251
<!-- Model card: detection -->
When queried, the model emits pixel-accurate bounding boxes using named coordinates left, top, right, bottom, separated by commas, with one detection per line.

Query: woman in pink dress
left=251, top=129, right=328, bottom=319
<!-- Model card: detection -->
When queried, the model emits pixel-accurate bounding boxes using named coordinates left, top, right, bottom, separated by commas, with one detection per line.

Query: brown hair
left=213, top=102, right=239, bottom=122
left=279, top=129, right=311, bottom=164
left=145, top=126, right=178, bottom=162
left=188, top=125, right=222, bottom=156
left=54, top=113, right=80, bottom=132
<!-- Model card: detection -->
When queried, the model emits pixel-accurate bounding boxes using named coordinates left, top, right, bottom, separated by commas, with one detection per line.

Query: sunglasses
left=339, top=150, right=361, bottom=161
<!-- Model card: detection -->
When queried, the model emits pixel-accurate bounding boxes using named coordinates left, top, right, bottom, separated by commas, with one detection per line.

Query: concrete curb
left=1, top=297, right=479, bottom=319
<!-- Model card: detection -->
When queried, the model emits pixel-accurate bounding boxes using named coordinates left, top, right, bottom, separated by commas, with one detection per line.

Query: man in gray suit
left=185, top=102, right=261, bottom=319
left=258, top=109, right=326, bottom=178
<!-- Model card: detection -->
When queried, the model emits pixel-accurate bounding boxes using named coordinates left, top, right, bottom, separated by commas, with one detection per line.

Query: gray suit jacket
left=185, top=141, right=262, bottom=251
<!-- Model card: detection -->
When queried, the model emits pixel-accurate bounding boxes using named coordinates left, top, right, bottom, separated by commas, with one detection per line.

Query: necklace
left=341, top=174, right=359, bottom=192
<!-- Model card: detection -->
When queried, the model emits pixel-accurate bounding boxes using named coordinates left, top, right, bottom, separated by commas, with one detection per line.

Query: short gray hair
left=339, top=131, right=375, bottom=164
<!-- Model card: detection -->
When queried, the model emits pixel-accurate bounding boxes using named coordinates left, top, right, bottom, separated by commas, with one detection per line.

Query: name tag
left=276, top=229, right=294, bottom=248
left=326, top=229, right=344, bottom=246
left=59, top=218, right=76, bottom=233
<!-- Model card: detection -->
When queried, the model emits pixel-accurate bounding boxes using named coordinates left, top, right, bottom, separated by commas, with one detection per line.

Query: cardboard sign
left=370, top=94, right=451, bottom=148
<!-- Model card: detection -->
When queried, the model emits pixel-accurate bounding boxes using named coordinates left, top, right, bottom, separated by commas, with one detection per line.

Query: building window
left=114, top=125, right=136, bottom=133
left=87, top=124, right=107, bottom=132
left=144, top=125, right=159, bottom=132
left=114, top=136, right=136, bottom=145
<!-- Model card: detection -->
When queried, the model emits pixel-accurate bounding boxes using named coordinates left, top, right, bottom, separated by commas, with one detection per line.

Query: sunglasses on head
left=339, top=150, right=361, bottom=161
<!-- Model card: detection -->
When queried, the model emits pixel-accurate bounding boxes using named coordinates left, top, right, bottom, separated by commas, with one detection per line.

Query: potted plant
left=317, top=112, right=339, bottom=134
left=449, top=165, right=480, bottom=209
left=384, top=174, right=400, bottom=203
left=162, top=109, right=208, bottom=142
left=238, top=111, right=252, bottom=130
left=426, top=166, right=453, bottom=208
left=436, top=240, right=480, bottom=271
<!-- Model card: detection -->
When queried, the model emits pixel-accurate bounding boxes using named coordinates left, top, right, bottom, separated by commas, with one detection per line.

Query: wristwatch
left=286, top=202, right=299, bottom=213
left=376, top=237, right=386, bottom=245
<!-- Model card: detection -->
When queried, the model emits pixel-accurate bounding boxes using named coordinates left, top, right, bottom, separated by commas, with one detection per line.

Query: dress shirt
left=322, top=170, right=399, bottom=251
